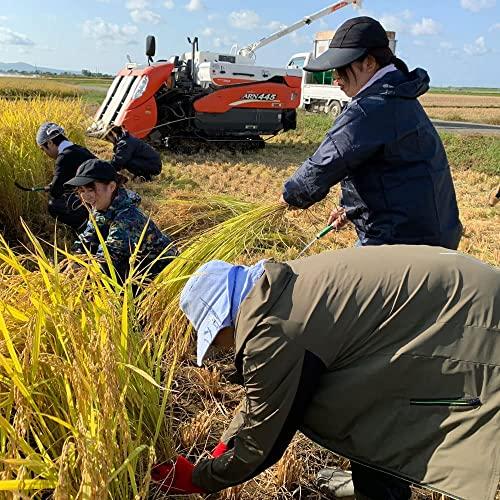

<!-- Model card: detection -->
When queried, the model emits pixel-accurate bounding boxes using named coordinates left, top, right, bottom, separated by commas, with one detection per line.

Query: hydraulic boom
left=238, top=0, right=362, bottom=59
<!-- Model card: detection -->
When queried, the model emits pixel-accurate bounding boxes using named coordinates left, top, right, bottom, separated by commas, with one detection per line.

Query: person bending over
left=103, top=124, right=162, bottom=181
left=153, top=245, right=499, bottom=500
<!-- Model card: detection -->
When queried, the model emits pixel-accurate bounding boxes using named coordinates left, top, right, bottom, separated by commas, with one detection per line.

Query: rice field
left=420, top=93, right=500, bottom=125
left=0, top=90, right=498, bottom=499
left=0, top=77, right=83, bottom=99
left=421, top=93, right=500, bottom=108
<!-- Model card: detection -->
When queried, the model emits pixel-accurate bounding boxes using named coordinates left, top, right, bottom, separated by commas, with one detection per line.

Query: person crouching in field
left=36, top=122, right=96, bottom=231
left=152, top=246, right=500, bottom=500
left=64, top=159, right=177, bottom=281
left=102, top=124, right=162, bottom=181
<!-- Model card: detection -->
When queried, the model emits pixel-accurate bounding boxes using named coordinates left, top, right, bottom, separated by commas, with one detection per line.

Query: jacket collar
left=233, top=261, right=294, bottom=374
left=354, top=64, right=397, bottom=97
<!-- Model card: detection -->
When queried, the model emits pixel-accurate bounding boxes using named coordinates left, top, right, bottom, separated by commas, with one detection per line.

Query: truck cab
left=288, top=29, right=397, bottom=119
left=286, top=51, right=349, bottom=118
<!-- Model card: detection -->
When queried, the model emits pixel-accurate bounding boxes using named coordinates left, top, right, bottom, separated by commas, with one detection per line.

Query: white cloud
left=0, top=16, right=8, bottom=22
left=212, top=34, right=237, bottom=49
left=125, top=0, right=161, bottom=24
left=438, top=41, right=460, bottom=56
left=229, top=10, right=261, bottom=30
left=83, top=18, right=138, bottom=45
left=411, top=17, right=441, bottom=36
left=0, top=27, right=35, bottom=46
left=413, top=39, right=425, bottom=46
left=379, top=10, right=413, bottom=33
left=202, top=27, right=214, bottom=36
left=460, top=0, right=496, bottom=12
left=185, top=0, right=204, bottom=12
left=164, top=0, right=175, bottom=8
left=464, top=36, right=488, bottom=55
left=126, top=0, right=149, bottom=8
left=129, top=9, right=161, bottom=23
left=489, top=22, right=500, bottom=30
left=207, top=13, right=218, bottom=21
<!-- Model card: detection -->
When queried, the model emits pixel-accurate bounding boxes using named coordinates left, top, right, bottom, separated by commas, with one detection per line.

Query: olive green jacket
left=193, top=245, right=500, bottom=500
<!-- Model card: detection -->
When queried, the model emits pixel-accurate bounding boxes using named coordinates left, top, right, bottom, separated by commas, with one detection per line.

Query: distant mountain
left=0, top=61, right=81, bottom=75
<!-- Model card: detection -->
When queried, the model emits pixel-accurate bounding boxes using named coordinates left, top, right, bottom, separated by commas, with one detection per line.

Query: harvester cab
left=87, top=0, right=362, bottom=149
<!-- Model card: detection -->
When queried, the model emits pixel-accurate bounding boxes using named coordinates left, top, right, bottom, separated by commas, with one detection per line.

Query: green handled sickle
left=298, top=224, right=335, bottom=257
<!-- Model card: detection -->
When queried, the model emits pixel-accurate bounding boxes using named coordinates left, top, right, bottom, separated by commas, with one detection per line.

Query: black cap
left=304, top=17, right=389, bottom=72
left=65, top=159, right=118, bottom=187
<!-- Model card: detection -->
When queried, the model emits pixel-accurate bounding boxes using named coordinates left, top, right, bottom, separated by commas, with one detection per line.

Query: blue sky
left=0, top=0, right=499, bottom=86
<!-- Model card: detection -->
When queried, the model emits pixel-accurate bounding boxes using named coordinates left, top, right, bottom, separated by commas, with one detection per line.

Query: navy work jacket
left=283, top=68, right=462, bottom=248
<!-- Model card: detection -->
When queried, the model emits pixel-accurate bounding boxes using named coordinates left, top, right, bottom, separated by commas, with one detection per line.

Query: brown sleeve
left=192, top=324, right=305, bottom=493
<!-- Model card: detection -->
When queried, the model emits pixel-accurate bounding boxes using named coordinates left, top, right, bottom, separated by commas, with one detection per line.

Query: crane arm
left=238, top=0, right=362, bottom=58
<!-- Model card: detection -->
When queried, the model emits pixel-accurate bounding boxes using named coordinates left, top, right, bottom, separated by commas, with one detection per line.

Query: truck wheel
left=328, top=101, right=342, bottom=120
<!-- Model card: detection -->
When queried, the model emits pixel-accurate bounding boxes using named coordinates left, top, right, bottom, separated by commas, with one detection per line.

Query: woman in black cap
left=281, top=16, right=462, bottom=250
left=64, top=159, right=176, bottom=281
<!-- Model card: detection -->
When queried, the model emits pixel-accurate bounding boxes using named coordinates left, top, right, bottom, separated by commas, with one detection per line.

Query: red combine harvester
left=87, top=1, right=361, bottom=148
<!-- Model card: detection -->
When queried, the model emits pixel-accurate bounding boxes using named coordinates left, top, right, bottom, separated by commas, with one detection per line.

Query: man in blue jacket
left=281, top=17, right=462, bottom=249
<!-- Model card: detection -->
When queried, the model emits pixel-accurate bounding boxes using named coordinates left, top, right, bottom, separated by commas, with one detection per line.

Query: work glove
left=316, top=466, right=355, bottom=498
left=151, top=455, right=205, bottom=495
left=210, top=442, right=229, bottom=458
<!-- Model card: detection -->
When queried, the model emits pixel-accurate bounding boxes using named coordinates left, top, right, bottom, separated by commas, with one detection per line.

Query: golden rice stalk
left=219, top=484, right=244, bottom=500
left=192, top=366, right=222, bottom=398
left=138, top=202, right=302, bottom=355
left=153, top=193, right=263, bottom=243
left=274, top=444, right=302, bottom=490
left=179, top=410, right=214, bottom=449
left=0, top=225, right=174, bottom=498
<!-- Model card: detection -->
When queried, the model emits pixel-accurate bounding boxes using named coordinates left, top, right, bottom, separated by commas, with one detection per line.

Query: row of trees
left=0, top=68, right=112, bottom=78
left=81, top=69, right=113, bottom=78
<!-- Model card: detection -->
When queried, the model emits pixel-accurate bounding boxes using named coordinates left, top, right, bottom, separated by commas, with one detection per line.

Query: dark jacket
left=193, top=246, right=500, bottom=500
left=73, top=187, right=176, bottom=279
left=49, top=144, right=96, bottom=198
left=110, top=132, right=162, bottom=177
left=282, top=69, right=462, bottom=249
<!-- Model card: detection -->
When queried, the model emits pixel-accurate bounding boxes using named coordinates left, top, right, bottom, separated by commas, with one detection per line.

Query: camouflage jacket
left=73, top=187, right=176, bottom=278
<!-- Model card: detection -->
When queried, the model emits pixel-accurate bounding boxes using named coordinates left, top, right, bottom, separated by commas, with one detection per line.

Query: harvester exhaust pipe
left=187, top=36, right=199, bottom=86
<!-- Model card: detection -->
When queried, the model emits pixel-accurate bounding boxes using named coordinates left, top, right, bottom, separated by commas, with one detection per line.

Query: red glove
left=210, top=442, right=229, bottom=458
left=151, top=455, right=205, bottom=495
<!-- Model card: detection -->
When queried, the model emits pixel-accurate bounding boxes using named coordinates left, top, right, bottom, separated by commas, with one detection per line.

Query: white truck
left=288, top=30, right=397, bottom=118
